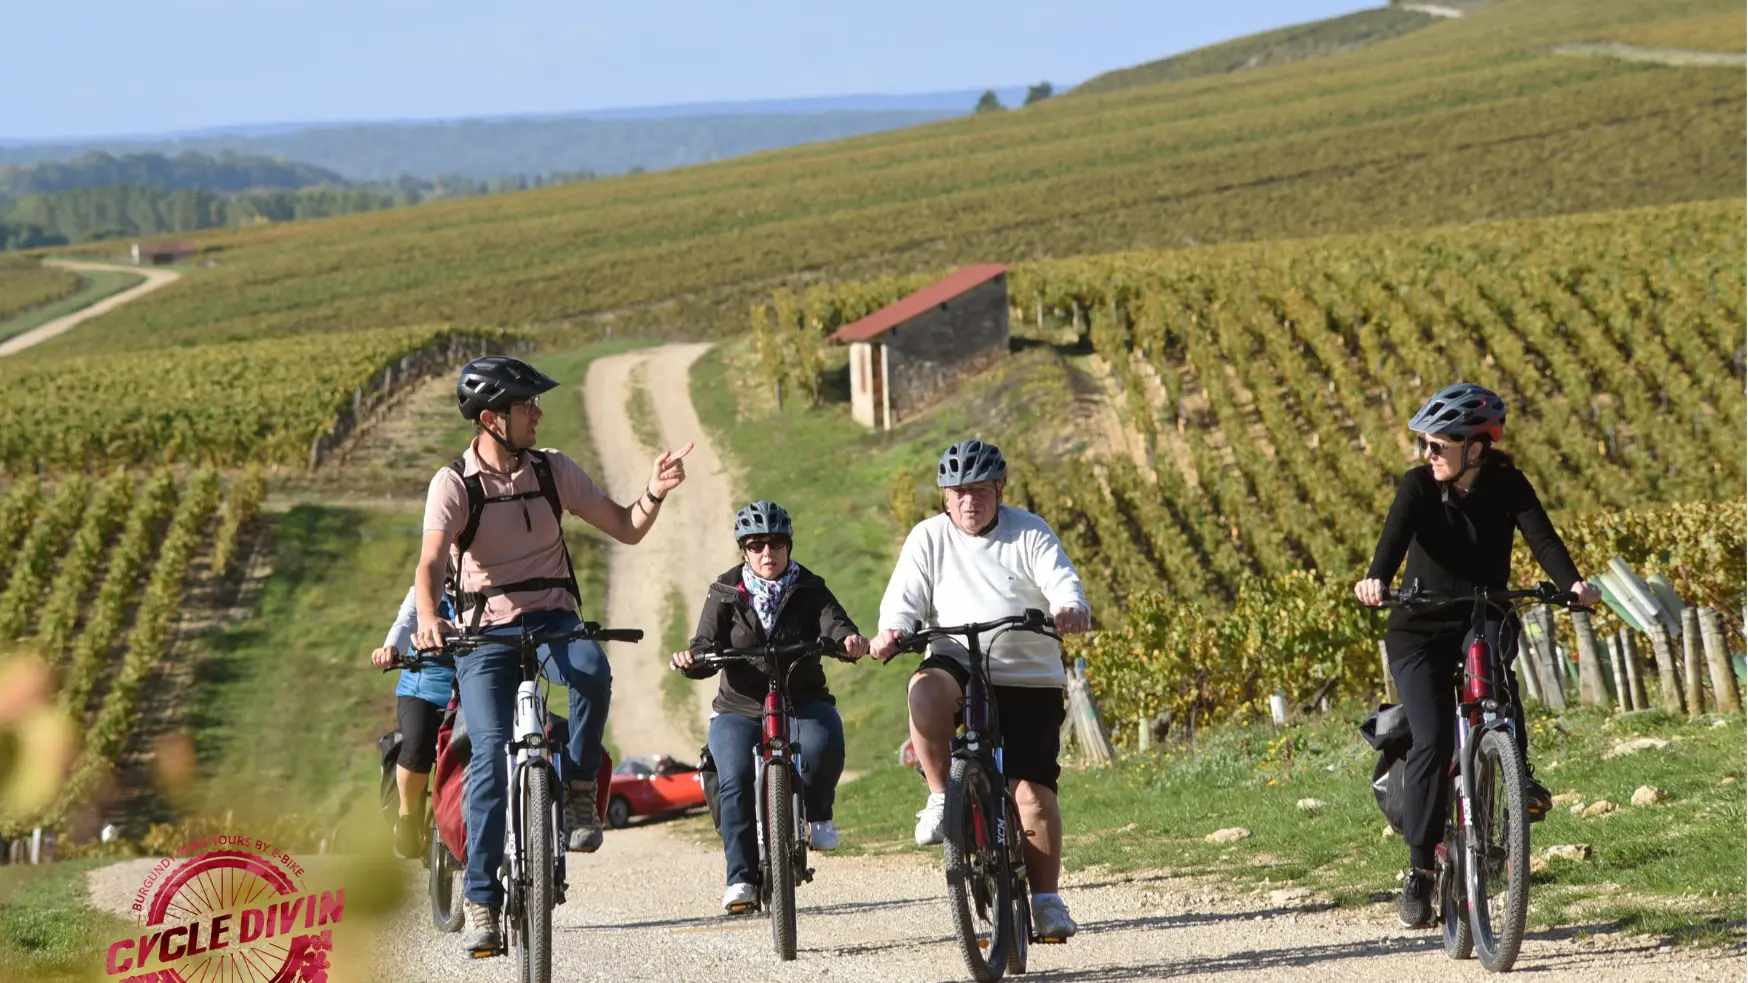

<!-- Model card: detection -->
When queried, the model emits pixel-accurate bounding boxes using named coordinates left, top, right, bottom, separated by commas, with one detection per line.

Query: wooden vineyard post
left=1517, top=633, right=1543, bottom=703
left=1066, top=660, right=1113, bottom=767
left=1606, top=633, right=1633, bottom=712
left=1681, top=607, right=1706, bottom=715
left=1571, top=609, right=1608, bottom=708
left=1700, top=608, right=1742, bottom=714
left=1531, top=605, right=1567, bottom=710
left=1621, top=629, right=1649, bottom=710
left=1647, top=624, right=1685, bottom=713
left=1379, top=640, right=1399, bottom=704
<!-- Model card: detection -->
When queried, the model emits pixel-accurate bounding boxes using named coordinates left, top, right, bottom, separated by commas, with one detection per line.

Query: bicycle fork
left=503, top=681, right=564, bottom=926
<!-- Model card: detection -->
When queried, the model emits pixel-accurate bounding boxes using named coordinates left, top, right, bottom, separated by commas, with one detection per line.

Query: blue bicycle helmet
left=732, top=501, right=793, bottom=543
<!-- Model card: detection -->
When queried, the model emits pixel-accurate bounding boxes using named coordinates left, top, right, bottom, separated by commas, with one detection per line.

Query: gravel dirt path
left=86, top=823, right=1740, bottom=983
left=0, top=259, right=179, bottom=356
left=584, top=343, right=738, bottom=757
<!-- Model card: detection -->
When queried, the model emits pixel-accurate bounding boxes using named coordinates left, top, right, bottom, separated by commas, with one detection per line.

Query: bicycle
left=407, top=621, right=643, bottom=983
left=689, top=636, right=858, bottom=962
left=881, top=608, right=1062, bottom=983
left=381, top=652, right=468, bottom=933
left=1376, top=580, right=1584, bottom=973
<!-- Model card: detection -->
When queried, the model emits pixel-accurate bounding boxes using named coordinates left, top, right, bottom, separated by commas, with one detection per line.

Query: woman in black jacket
left=1354, top=383, right=1600, bottom=930
left=669, top=501, right=868, bottom=913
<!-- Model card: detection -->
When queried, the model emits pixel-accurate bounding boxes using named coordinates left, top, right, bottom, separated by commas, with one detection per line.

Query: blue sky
left=4, top=0, right=1378, bottom=140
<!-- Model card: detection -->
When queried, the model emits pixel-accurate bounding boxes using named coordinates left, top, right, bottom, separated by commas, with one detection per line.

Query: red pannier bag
left=432, top=698, right=612, bottom=864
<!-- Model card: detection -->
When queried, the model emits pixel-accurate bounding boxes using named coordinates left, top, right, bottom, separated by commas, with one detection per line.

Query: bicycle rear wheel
left=429, top=813, right=465, bottom=933
left=765, top=761, right=799, bottom=961
left=519, top=765, right=555, bottom=983
left=944, top=756, right=1012, bottom=983
left=1004, top=794, right=1030, bottom=976
left=1469, top=729, right=1529, bottom=973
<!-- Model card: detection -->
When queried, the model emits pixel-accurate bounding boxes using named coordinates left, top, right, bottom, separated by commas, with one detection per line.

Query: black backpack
left=1359, top=703, right=1412, bottom=836
left=446, top=449, right=581, bottom=630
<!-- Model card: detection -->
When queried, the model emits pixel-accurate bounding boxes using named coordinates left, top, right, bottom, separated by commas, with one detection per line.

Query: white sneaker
left=721, top=882, right=758, bottom=912
left=809, top=820, right=839, bottom=851
left=1032, top=894, right=1078, bottom=941
left=914, top=792, right=946, bottom=847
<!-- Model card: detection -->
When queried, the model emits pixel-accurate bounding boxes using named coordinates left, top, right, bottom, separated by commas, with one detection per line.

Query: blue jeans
left=707, top=700, right=844, bottom=888
left=453, top=609, right=611, bottom=907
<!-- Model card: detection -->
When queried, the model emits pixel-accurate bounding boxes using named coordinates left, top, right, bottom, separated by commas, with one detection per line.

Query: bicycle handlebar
left=410, top=622, right=645, bottom=658
left=1377, top=581, right=1589, bottom=611
left=878, top=608, right=1058, bottom=663
left=691, top=636, right=855, bottom=667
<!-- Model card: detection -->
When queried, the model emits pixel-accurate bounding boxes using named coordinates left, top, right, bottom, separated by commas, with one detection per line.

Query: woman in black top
left=1354, top=383, right=1600, bottom=929
left=669, top=501, right=868, bottom=913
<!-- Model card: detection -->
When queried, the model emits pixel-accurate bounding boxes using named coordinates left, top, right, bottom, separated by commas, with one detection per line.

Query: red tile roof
left=829, top=264, right=1009, bottom=343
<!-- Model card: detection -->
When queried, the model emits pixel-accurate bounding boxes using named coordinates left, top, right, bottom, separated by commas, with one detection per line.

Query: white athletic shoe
left=809, top=821, right=840, bottom=851
left=914, top=792, right=946, bottom=847
left=721, top=882, right=758, bottom=912
left=1032, top=894, right=1078, bottom=941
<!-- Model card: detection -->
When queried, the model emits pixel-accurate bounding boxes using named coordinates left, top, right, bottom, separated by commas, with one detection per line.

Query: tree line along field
left=759, top=200, right=1745, bottom=618
left=11, top=0, right=1740, bottom=358
left=0, top=466, right=264, bottom=837
left=0, top=256, right=80, bottom=321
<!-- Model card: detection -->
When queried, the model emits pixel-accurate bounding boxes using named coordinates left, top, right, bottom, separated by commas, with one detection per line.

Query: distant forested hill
left=0, top=151, right=346, bottom=198
left=0, top=110, right=963, bottom=181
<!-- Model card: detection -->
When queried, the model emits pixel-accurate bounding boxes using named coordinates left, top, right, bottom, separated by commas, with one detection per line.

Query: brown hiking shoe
left=565, top=780, right=604, bottom=852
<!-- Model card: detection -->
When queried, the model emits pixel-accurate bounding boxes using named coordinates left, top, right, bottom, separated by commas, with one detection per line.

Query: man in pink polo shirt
left=410, top=355, right=689, bottom=956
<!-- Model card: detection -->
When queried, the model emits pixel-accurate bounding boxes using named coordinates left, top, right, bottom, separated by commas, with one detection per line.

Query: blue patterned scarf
left=742, top=561, right=801, bottom=634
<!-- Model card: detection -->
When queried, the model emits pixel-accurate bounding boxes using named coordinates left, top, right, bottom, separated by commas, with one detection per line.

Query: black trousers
left=1386, top=618, right=1530, bottom=870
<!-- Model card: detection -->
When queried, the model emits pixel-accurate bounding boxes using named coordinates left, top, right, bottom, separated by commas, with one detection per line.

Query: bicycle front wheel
left=519, top=765, right=555, bottom=983
left=1469, top=729, right=1529, bottom=973
left=765, top=761, right=799, bottom=961
left=944, top=756, right=1012, bottom=983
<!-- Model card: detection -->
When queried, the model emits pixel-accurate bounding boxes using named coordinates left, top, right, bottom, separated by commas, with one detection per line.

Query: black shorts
left=395, top=696, right=442, bottom=773
left=915, top=655, right=1067, bottom=792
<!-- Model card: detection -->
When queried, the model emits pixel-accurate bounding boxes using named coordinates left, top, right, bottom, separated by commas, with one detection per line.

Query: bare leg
left=907, top=669, right=961, bottom=794
left=1012, top=780, right=1062, bottom=894
left=397, top=765, right=430, bottom=818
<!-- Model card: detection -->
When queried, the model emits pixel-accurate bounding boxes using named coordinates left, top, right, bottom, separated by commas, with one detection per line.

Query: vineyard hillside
left=15, top=0, right=1742, bottom=358
left=748, top=199, right=1746, bottom=617
left=0, top=256, right=80, bottom=322
left=0, top=466, right=265, bottom=840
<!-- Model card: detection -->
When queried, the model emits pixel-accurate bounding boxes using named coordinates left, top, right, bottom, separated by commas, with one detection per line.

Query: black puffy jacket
left=683, top=563, right=860, bottom=718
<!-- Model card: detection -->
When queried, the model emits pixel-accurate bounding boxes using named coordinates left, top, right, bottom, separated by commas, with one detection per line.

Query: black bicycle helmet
left=456, top=356, right=559, bottom=421
left=1406, top=383, right=1506, bottom=442
left=733, top=501, right=793, bottom=543
left=937, top=439, right=1007, bottom=488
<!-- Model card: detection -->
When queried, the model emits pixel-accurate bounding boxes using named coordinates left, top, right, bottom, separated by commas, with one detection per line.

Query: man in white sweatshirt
left=870, top=439, right=1091, bottom=941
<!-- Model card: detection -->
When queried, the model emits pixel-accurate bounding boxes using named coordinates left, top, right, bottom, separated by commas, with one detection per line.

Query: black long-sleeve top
left=683, top=563, right=860, bottom=718
left=1366, top=458, right=1582, bottom=632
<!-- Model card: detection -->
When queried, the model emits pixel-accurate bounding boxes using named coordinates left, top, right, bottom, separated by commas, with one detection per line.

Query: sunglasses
left=1417, top=435, right=1462, bottom=458
left=742, top=537, right=791, bottom=554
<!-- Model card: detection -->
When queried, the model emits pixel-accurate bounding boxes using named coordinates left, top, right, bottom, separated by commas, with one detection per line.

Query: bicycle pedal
left=1038, top=935, right=1070, bottom=945
left=468, top=946, right=503, bottom=959
left=725, top=902, right=757, bottom=915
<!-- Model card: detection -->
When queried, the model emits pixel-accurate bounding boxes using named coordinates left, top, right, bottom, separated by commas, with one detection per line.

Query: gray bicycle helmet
left=733, top=501, right=793, bottom=543
left=457, top=356, right=559, bottom=421
left=1406, top=383, right=1506, bottom=442
left=937, top=439, right=1007, bottom=488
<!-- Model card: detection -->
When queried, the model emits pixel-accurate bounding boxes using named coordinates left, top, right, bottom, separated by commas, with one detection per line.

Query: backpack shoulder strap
left=452, top=459, right=487, bottom=556
left=526, top=449, right=564, bottom=522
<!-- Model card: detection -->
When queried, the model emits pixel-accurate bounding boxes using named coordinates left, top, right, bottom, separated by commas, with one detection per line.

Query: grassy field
left=1070, top=6, right=1439, bottom=96
left=0, top=858, right=134, bottom=983
left=0, top=267, right=140, bottom=343
left=831, top=705, right=1747, bottom=941
left=0, top=257, right=81, bottom=324
left=14, top=0, right=1741, bottom=355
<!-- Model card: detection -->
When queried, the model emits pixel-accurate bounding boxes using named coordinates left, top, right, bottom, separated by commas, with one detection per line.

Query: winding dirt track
left=584, top=343, right=738, bottom=757
left=0, top=259, right=180, bottom=356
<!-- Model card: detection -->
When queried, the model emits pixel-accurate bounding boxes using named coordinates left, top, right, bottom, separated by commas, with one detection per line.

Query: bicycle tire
left=429, top=813, right=465, bottom=933
left=1470, top=729, right=1529, bottom=973
left=944, top=756, right=1011, bottom=983
left=1005, top=794, right=1030, bottom=976
left=521, top=765, right=555, bottom=983
left=1439, top=826, right=1472, bottom=960
left=766, top=761, right=799, bottom=961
